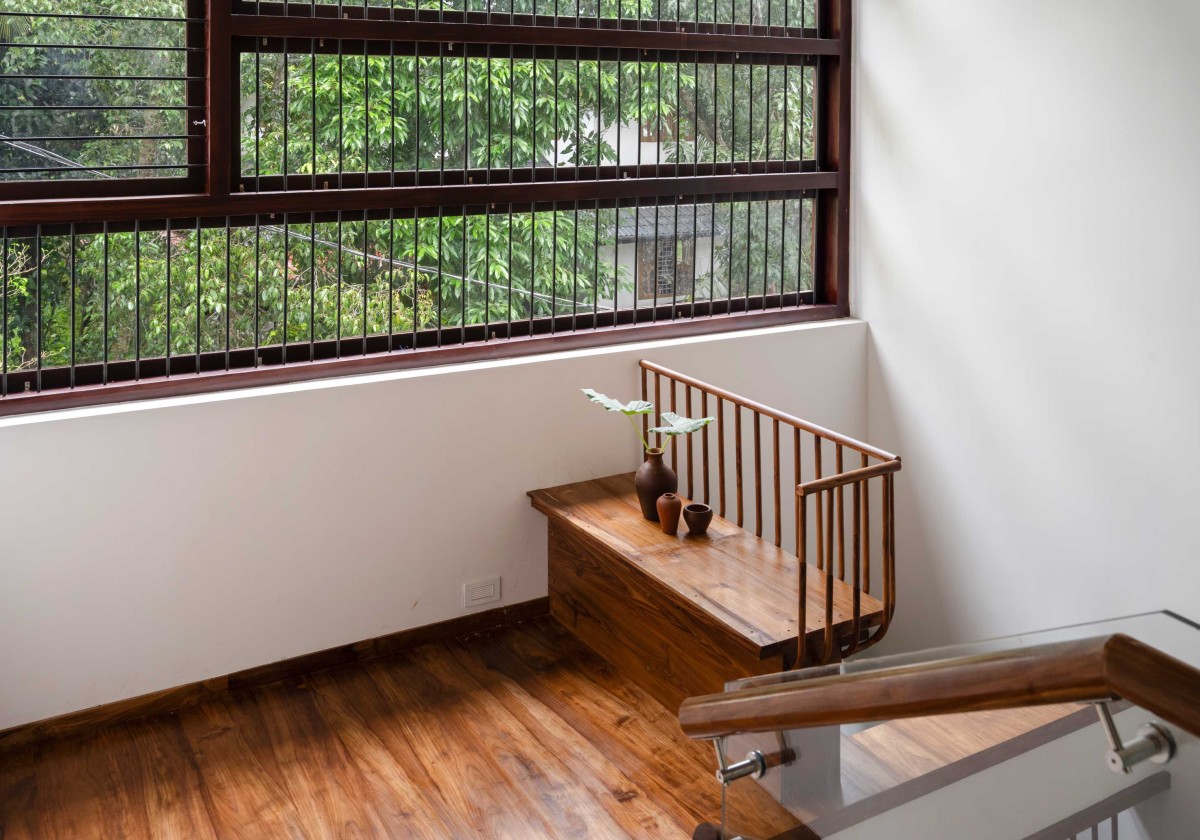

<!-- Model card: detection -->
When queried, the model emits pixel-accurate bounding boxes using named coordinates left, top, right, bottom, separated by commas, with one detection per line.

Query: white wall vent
left=463, top=576, right=502, bottom=608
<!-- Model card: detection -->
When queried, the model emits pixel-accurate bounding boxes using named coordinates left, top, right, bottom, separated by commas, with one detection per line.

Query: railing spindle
left=796, top=489, right=807, bottom=667
left=813, top=436, right=823, bottom=570
left=735, top=405, right=744, bottom=528
left=850, top=478, right=861, bottom=653
left=701, top=390, right=710, bottom=504
left=823, top=486, right=835, bottom=663
left=882, top=472, right=893, bottom=633
left=889, top=471, right=897, bottom=624
left=685, top=384, right=693, bottom=500
left=753, top=411, right=762, bottom=538
left=793, top=425, right=801, bottom=550
left=717, top=396, right=725, bottom=518
left=772, top=418, right=781, bottom=547
left=835, top=443, right=845, bottom=580
left=862, top=454, right=870, bottom=593
left=640, top=363, right=649, bottom=445
left=670, top=376, right=678, bottom=472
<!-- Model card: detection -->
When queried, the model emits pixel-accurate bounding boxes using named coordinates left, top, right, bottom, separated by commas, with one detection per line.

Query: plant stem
left=627, top=413, right=653, bottom=452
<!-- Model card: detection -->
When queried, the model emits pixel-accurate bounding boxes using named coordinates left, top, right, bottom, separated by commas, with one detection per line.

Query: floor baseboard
left=0, top=597, right=550, bottom=753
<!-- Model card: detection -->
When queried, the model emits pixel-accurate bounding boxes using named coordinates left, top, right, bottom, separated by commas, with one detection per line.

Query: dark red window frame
left=0, top=0, right=850, bottom=417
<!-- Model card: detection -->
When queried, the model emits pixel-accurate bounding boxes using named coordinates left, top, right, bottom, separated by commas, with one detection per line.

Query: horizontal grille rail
left=2, top=136, right=204, bottom=144
left=0, top=74, right=203, bottom=81
left=235, top=0, right=818, bottom=27
left=1, top=190, right=817, bottom=236
left=0, top=105, right=200, bottom=111
left=0, top=172, right=836, bottom=228
left=0, top=11, right=200, bottom=23
left=231, top=14, right=837, bottom=55
left=0, top=42, right=201, bottom=52
left=232, top=35, right=827, bottom=62
left=239, top=162, right=824, bottom=194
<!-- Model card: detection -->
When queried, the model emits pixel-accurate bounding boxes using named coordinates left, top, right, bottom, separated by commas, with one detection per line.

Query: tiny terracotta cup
left=657, top=493, right=683, bottom=536
left=683, top=503, right=714, bottom=537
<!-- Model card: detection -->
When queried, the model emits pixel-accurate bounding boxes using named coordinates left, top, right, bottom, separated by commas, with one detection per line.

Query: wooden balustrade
left=639, top=361, right=901, bottom=666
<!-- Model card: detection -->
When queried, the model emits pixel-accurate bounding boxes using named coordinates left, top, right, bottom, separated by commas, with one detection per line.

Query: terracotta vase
left=634, top=448, right=678, bottom=521
left=683, top=503, right=714, bottom=537
left=657, top=493, right=683, bottom=536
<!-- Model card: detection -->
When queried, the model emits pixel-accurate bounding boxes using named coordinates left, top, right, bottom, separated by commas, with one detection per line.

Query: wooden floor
left=0, top=616, right=791, bottom=839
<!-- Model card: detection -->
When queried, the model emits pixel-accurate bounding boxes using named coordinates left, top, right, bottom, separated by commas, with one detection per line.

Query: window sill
left=0, top=304, right=844, bottom=419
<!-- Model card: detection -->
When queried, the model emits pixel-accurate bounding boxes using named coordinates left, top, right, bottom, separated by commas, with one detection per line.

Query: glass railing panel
left=719, top=697, right=1188, bottom=839
left=761, top=611, right=1200, bottom=684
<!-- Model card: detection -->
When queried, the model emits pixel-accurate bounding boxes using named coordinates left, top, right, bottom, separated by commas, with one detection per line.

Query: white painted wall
left=0, top=320, right=866, bottom=730
left=854, top=0, right=1200, bottom=831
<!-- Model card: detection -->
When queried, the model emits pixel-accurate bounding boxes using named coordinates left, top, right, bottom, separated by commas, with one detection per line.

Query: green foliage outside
left=0, top=0, right=816, bottom=374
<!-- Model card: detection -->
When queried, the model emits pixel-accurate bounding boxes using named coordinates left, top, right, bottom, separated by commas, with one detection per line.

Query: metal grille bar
left=0, top=196, right=815, bottom=397
left=0, top=0, right=849, bottom=413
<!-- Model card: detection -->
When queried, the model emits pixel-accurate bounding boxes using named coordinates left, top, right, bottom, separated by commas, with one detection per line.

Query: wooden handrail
left=639, top=360, right=898, bottom=462
left=797, top=459, right=902, bottom=496
left=678, top=633, right=1200, bottom=740
left=639, top=359, right=901, bottom=668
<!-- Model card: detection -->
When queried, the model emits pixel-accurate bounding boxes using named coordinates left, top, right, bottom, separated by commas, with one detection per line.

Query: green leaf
left=649, top=412, right=714, bottom=436
left=581, top=388, right=653, bottom=416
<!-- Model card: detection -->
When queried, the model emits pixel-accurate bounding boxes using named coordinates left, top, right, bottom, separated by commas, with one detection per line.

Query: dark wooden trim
left=0, top=306, right=843, bottom=419
left=230, top=13, right=840, bottom=56
left=0, top=597, right=550, bottom=753
left=207, top=0, right=233, bottom=197
left=0, top=176, right=198, bottom=204
left=1021, top=772, right=1171, bottom=840
left=0, top=172, right=837, bottom=227
left=835, top=0, right=852, bottom=315
left=678, top=633, right=1200, bottom=741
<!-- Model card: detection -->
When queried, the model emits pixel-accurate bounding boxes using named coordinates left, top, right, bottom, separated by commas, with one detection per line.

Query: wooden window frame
left=0, top=0, right=851, bottom=418
left=0, top=0, right=208, bottom=202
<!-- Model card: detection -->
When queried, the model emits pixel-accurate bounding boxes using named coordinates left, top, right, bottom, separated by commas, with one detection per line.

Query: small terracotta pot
left=634, top=448, right=678, bottom=521
left=657, top=493, right=683, bottom=536
left=683, top=503, right=714, bottom=537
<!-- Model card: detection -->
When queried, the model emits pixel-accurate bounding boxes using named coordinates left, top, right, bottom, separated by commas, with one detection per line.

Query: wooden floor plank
left=120, top=716, right=220, bottom=839
left=0, top=617, right=784, bottom=840
left=177, top=695, right=310, bottom=839
left=246, top=679, right=393, bottom=838
left=304, top=666, right=463, bottom=837
left=363, top=649, right=561, bottom=839
left=488, top=618, right=799, bottom=840
left=410, top=642, right=641, bottom=839
left=447, top=636, right=694, bottom=838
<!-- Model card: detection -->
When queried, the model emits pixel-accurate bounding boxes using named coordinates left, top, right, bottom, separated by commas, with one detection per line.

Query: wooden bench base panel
left=548, top=522, right=784, bottom=713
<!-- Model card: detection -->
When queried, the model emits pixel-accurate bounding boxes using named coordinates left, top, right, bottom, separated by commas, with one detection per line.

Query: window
left=0, top=0, right=850, bottom=414
left=0, top=2, right=205, bottom=198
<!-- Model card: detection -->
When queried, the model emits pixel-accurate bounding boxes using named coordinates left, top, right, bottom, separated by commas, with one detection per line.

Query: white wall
left=854, top=0, right=1200, bottom=830
left=0, top=320, right=866, bottom=730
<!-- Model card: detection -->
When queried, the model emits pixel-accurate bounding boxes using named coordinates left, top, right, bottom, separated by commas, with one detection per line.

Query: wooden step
left=529, top=473, right=885, bottom=711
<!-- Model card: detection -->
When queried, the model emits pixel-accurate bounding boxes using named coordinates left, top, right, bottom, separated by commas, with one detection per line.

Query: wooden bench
left=529, top=473, right=886, bottom=712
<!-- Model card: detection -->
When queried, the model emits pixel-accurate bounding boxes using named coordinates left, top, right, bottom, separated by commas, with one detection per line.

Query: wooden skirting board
left=0, top=597, right=549, bottom=753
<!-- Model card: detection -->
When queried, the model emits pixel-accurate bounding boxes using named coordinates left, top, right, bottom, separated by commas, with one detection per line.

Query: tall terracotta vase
left=635, top=448, right=678, bottom=521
